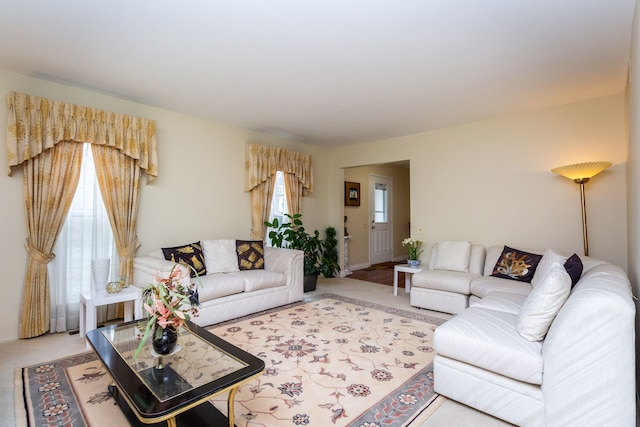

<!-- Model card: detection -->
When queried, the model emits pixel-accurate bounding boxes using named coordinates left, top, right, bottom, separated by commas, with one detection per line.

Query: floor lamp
left=551, top=161, right=611, bottom=256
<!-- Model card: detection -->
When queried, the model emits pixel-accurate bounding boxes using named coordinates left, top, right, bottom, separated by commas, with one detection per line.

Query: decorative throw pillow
left=236, top=240, right=265, bottom=270
left=564, top=253, right=583, bottom=288
left=202, top=239, right=240, bottom=273
left=531, top=248, right=566, bottom=288
left=491, top=246, right=542, bottom=283
left=433, top=241, right=472, bottom=272
left=161, top=241, right=207, bottom=278
left=517, top=262, right=571, bottom=341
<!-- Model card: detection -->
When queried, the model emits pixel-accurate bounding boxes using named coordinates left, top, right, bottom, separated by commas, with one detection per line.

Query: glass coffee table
left=86, top=320, right=264, bottom=427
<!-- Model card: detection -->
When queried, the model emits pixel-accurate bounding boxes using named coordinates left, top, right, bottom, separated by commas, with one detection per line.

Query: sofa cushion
left=531, top=248, right=566, bottom=288
left=433, top=241, right=472, bottom=272
left=490, top=246, right=542, bottom=283
left=434, top=306, right=543, bottom=385
left=412, top=269, right=480, bottom=294
left=161, top=241, right=207, bottom=277
left=469, top=291, right=528, bottom=315
left=240, top=270, right=287, bottom=292
left=470, top=276, right=532, bottom=299
left=517, top=262, right=571, bottom=341
left=236, top=240, right=265, bottom=270
left=202, top=239, right=240, bottom=274
left=195, top=272, right=246, bottom=301
left=564, top=253, right=583, bottom=287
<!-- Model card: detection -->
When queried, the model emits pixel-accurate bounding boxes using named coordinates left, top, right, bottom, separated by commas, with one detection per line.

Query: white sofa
left=413, top=243, right=636, bottom=426
left=133, top=239, right=304, bottom=326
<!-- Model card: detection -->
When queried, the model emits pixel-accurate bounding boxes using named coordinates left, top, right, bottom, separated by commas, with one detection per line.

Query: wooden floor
left=349, top=262, right=407, bottom=288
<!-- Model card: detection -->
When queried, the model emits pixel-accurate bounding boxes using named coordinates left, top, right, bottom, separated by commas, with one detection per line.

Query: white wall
left=626, top=0, right=640, bottom=392
left=332, top=95, right=628, bottom=268
left=0, top=69, right=628, bottom=345
left=0, top=70, right=332, bottom=343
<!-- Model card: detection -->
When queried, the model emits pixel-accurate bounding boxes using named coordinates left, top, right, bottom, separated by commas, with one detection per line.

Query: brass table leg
left=166, top=417, right=177, bottom=427
left=227, top=386, right=239, bottom=427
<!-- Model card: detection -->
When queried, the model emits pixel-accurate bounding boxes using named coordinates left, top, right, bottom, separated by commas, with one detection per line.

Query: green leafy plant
left=402, top=237, right=424, bottom=260
left=265, top=213, right=324, bottom=276
left=321, top=226, right=340, bottom=278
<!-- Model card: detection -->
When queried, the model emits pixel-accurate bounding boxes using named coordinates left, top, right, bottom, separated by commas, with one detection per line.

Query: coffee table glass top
left=101, top=323, right=248, bottom=402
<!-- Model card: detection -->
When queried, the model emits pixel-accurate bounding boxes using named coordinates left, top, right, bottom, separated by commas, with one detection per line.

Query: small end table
left=393, top=264, right=423, bottom=296
left=80, top=286, right=141, bottom=339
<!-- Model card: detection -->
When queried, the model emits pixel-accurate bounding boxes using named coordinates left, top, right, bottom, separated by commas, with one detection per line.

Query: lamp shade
left=551, top=161, right=612, bottom=182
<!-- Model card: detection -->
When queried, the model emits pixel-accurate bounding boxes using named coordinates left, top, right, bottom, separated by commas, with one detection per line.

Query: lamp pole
left=576, top=178, right=589, bottom=256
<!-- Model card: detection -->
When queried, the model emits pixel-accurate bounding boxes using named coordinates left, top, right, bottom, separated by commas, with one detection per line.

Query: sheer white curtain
left=49, top=143, right=119, bottom=333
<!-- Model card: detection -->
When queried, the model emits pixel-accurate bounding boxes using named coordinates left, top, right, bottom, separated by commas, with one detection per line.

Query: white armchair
left=410, top=241, right=486, bottom=314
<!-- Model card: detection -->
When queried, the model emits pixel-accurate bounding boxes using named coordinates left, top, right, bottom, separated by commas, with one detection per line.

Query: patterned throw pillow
left=161, top=241, right=207, bottom=278
left=491, top=246, right=542, bottom=283
left=236, top=240, right=265, bottom=270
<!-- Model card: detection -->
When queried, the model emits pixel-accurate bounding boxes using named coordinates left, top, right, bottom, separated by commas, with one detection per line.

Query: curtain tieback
left=117, top=240, right=140, bottom=259
left=25, top=240, right=55, bottom=264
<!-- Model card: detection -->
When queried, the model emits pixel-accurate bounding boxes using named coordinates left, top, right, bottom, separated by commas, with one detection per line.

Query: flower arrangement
left=402, top=237, right=424, bottom=260
left=134, top=265, right=200, bottom=360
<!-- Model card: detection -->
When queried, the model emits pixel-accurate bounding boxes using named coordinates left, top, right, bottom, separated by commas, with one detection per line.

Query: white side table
left=393, top=264, right=423, bottom=296
left=80, top=286, right=141, bottom=339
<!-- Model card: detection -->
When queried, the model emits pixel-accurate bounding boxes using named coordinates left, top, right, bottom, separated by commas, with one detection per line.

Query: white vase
left=91, top=259, right=110, bottom=291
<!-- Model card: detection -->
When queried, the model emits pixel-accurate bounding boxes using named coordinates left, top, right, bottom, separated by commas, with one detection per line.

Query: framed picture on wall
left=345, top=181, right=360, bottom=206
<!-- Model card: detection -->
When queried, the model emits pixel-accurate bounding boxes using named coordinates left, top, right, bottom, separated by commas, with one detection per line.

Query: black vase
left=152, top=325, right=178, bottom=355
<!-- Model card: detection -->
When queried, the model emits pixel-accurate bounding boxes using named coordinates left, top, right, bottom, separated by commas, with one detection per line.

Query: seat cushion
left=470, top=276, right=532, bottom=299
left=195, top=273, right=246, bottom=301
left=238, top=270, right=287, bottom=292
left=434, top=306, right=543, bottom=385
left=412, top=270, right=480, bottom=294
left=469, top=291, right=528, bottom=315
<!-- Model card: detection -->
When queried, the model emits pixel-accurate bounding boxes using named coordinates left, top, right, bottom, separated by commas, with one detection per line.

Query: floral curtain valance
left=6, top=91, right=158, bottom=181
left=244, top=143, right=313, bottom=192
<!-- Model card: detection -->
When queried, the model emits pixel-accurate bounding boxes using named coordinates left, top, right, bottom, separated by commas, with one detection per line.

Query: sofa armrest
left=132, top=256, right=190, bottom=290
left=265, top=246, right=304, bottom=300
left=541, top=264, right=635, bottom=426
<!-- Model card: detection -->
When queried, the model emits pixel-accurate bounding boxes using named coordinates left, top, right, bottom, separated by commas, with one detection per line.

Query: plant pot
left=152, top=325, right=178, bottom=355
left=303, top=274, right=318, bottom=292
left=407, top=259, right=421, bottom=267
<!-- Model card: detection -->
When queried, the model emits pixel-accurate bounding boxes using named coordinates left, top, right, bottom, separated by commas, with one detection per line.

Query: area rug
left=18, top=293, right=446, bottom=427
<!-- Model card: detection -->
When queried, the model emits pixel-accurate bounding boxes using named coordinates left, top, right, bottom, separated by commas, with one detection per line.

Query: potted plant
left=321, top=226, right=341, bottom=278
left=402, top=237, right=424, bottom=267
left=265, top=213, right=324, bottom=292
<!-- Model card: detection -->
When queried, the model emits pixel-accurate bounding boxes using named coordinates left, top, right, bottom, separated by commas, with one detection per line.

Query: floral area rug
left=209, top=293, right=445, bottom=426
left=18, top=293, right=446, bottom=427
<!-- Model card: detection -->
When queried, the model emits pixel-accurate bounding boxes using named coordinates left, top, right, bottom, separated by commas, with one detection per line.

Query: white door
left=369, top=175, right=393, bottom=265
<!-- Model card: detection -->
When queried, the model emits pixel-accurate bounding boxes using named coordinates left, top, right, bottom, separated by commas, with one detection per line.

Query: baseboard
left=349, top=262, right=370, bottom=271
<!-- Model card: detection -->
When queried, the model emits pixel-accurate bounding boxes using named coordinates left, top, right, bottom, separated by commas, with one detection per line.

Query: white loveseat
left=412, top=243, right=636, bottom=426
left=133, top=239, right=304, bottom=326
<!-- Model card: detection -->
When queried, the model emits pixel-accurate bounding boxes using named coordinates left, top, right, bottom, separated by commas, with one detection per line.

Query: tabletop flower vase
left=402, top=237, right=424, bottom=267
left=134, top=265, right=200, bottom=360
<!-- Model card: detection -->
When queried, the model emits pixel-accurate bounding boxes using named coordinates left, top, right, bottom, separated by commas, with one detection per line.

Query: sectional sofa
left=411, top=242, right=636, bottom=426
left=133, top=239, right=304, bottom=326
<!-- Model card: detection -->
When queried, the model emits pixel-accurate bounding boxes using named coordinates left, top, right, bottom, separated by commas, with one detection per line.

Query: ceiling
left=0, top=1, right=635, bottom=146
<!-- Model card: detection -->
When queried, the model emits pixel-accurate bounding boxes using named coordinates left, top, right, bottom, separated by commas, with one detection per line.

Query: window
left=49, top=143, right=119, bottom=333
left=266, top=171, right=289, bottom=245
left=374, top=182, right=388, bottom=222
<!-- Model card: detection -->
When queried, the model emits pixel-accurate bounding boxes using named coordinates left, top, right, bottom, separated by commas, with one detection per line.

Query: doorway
left=370, top=174, right=393, bottom=264
left=342, top=161, right=410, bottom=271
